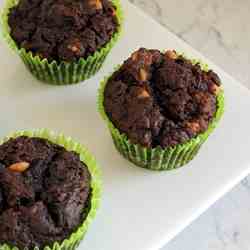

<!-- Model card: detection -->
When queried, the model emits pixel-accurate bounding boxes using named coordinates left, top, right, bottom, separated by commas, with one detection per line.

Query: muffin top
left=8, top=0, right=119, bottom=62
left=104, top=48, right=222, bottom=148
left=0, top=136, right=91, bottom=249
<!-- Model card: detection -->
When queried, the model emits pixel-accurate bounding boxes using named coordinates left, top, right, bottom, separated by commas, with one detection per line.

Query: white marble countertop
left=128, top=0, right=250, bottom=250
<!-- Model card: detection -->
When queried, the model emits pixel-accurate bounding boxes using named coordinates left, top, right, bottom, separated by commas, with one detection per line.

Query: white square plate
left=1, top=1, right=250, bottom=250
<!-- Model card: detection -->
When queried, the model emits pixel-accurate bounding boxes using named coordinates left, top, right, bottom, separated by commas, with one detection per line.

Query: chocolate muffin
left=2, top=0, right=122, bottom=84
left=8, top=0, right=119, bottom=62
left=0, top=136, right=91, bottom=249
left=99, top=48, right=224, bottom=170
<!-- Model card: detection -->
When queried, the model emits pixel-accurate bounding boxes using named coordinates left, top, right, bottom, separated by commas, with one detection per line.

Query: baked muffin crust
left=8, top=0, right=119, bottom=62
left=0, top=136, right=91, bottom=249
left=104, top=48, right=221, bottom=148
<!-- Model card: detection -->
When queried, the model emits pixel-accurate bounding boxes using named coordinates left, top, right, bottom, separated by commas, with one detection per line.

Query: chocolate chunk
left=207, top=70, right=221, bottom=85
left=0, top=163, right=5, bottom=170
left=0, top=169, right=35, bottom=207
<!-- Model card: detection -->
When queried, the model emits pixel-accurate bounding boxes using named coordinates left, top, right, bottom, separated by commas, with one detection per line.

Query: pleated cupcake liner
left=98, top=58, right=225, bottom=171
left=0, top=128, right=102, bottom=250
left=1, top=0, right=123, bottom=85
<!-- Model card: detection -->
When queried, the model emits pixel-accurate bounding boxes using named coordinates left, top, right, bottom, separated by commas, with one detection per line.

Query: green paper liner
left=98, top=57, right=225, bottom=171
left=1, top=0, right=123, bottom=85
left=0, top=128, right=102, bottom=250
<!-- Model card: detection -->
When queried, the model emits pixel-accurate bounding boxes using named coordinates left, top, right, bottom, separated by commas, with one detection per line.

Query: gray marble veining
left=129, top=0, right=250, bottom=88
left=128, top=0, right=250, bottom=249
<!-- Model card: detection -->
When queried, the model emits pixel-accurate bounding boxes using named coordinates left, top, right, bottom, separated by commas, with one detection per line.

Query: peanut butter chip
left=209, top=83, right=221, bottom=95
left=165, top=50, right=178, bottom=60
left=131, top=51, right=139, bottom=61
left=111, top=7, right=116, bottom=16
left=138, top=89, right=150, bottom=99
left=89, top=0, right=102, bottom=10
left=8, top=162, right=30, bottom=173
left=187, top=122, right=200, bottom=133
left=139, top=68, right=148, bottom=82
left=68, top=45, right=78, bottom=52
